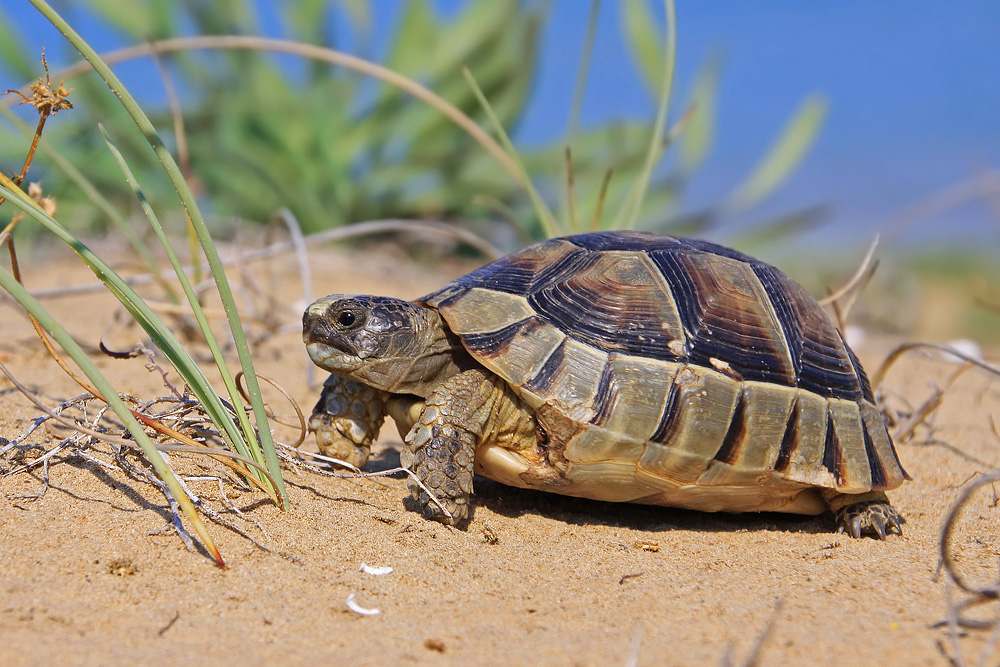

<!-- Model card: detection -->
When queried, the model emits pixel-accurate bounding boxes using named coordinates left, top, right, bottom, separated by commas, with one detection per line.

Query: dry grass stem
left=235, top=371, right=307, bottom=448
left=20, top=219, right=503, bottom=303
left=818, top=234, right=880, bottom=309
left=277, top=444, right=455, bottom=522
left=890, top=364, right=974, bottom=444
left=3, top=36, right=524, bottom=188
left=882, top=170, right=1000, bottom=239
left=940, top=469, right=1000, bottom=599
left=872, top=342, right=1000, bottom=390
left=937, top=468, right=1000, bottom=665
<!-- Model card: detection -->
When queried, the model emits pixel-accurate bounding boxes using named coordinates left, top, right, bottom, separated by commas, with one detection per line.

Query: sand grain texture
left=1, top=245, right=997, bottom=666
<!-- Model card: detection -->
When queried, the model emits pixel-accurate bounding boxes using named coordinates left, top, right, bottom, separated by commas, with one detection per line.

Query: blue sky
left=3, top=1, right=999, bottom=251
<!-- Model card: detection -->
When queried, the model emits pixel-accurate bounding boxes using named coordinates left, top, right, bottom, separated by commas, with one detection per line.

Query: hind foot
left=836, top=501, right=905, bottom=539
left=823, top=489, right=905, bottom=539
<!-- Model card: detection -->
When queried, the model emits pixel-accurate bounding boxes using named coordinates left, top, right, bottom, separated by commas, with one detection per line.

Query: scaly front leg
left=309, top=374, right=388, bottom=467
left=400, top=369, right=503, bottom=525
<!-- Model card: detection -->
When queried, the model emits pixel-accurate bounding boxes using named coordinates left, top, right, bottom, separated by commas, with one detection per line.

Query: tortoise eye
left=337, top=310, right=358, bottom=327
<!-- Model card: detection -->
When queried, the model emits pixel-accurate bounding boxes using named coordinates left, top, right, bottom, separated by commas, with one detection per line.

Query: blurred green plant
left=0, top=0, right=302, bottom=566
left=0, top=0, right=826, bottom=247
left=0, top=0, right=544, bottom=234
left=509, top=0, right=829, bottom=244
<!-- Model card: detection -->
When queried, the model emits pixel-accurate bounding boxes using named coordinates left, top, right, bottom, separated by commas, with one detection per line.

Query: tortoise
left=302, top=231, right=908, bottom=538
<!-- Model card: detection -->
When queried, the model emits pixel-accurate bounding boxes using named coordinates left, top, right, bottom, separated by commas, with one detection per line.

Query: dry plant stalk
left=0, top=355, right=290, bottom=555
left=820, top=235, right=880, bottom=332
left=874, top=343, right=1000, bottom=664
left=937, top=469, right=1000, bottom=666
left=2, top=50, right=73, bottom=192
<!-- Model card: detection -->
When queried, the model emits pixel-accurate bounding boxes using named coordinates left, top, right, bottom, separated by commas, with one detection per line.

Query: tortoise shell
left=418, top=231, right=908, bottom=515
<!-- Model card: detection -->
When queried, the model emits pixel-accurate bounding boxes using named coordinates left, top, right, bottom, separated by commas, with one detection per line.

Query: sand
left=1, top=241, right=998, bottom=666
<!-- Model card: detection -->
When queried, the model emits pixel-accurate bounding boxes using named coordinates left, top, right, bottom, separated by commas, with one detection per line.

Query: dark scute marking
left=713, top=390, right=746, bottom=464
left=862, top=418, right=888, bottom=489
left=437, top=239, right=586, bottom=297
left=798, top=338, right=862, bottom=401
left=846, top=345, right=876, bottom=403
left=752, top=263, right=804, bottom=379
left=459, top=317, right=535, bottom=358
left=646, top=250, right=701, bottom=341
left=650, top=383, right=682, bottom=444
left=822, top=410, right=845, bottom=486
left=676, top=237, right=758, bottom=263
left=591, top=359, right=619, bottom=426
left=522, top=338, right=566, bottom=395
left=773, top=397, right=800, bottom=473
left=565, top=230, right=683, bottom=252
left=526, top=255, right=683, bottom=359
left=760, top=266, right=863, bottom=400
left=649, top=250, right=795, bottom=386
left=519, top=246, right=599, bottom=295
left=442, top=254, right=535, bottom=297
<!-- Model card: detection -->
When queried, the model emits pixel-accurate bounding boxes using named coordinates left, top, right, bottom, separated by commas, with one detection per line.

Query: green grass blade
left=97, top=126, right=259, bottom=463
left=678, top=52, right=724, bottom=176
left=729, top=94, right=828, bottom=212
left=0, top=180, right=264, bottom=498
left=614, top=0, right=677, bottom=230
left=620, top=0, right=663, bottom=98
left=569, top=0, right=601, bottom=140
left=0, top=105, right=178, bottom=304
left=462, top=66, right=561, bottom=239
left=0, top=262, right=224, bottom=567
left=29, top=0, right=287, bottom=506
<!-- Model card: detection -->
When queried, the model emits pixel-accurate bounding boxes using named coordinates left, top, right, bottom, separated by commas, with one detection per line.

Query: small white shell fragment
left=359, top=563, right=394, bottom=576
left=345, top=594, right=380, bottom=616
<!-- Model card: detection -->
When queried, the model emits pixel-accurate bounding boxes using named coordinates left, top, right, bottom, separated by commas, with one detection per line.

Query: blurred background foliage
left=0, top=0, right=823, bottom=248
left=1, top=1, right=997, bottom=344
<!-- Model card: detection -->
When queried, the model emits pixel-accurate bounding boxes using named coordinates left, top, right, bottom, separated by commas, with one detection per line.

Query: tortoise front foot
left=401, top=425, right=475, bottom=526
left=309, top=375, right=388, bottom=468
left=836, top=501, right=905, bottom=539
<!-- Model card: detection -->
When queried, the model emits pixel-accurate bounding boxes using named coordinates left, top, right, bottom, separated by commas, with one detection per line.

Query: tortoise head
left=303, top=295, right=466, bottom=396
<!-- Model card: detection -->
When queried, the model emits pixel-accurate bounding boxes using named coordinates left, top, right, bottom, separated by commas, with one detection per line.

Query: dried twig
left=891, top=364, right=974, bottom=443
left=872, top=342, right=1000, bottom=390
left=235, top=371, right=307, bottom=448
left=277, top=443, right=455, bottom=522
left=940, top=470, right=1000, bottom=600
left=15, top=219, right=503, bottom=304
left=819, top=235, right=880, bottom=309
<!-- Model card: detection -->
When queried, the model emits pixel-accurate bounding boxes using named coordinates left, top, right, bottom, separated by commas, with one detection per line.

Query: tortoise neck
left=373, top=306, right=475, bottom=397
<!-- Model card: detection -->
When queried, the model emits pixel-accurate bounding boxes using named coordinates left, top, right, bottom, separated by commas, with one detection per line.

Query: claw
left=849, top=515, right=863, bottom=539
left=835, top=500, right=904, bottom=539
left=871, top=512, right=887, bottom=540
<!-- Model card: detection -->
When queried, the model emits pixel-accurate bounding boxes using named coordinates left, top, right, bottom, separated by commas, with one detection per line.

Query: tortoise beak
left=302, top=312, right=352, bottom=354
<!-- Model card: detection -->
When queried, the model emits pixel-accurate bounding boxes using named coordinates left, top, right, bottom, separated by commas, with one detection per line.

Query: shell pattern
left=420, top=231, right=908, bottom=514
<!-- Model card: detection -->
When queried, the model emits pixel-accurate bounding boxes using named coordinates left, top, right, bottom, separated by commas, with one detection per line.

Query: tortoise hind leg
left=823, top=490, right=905, bottom=539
